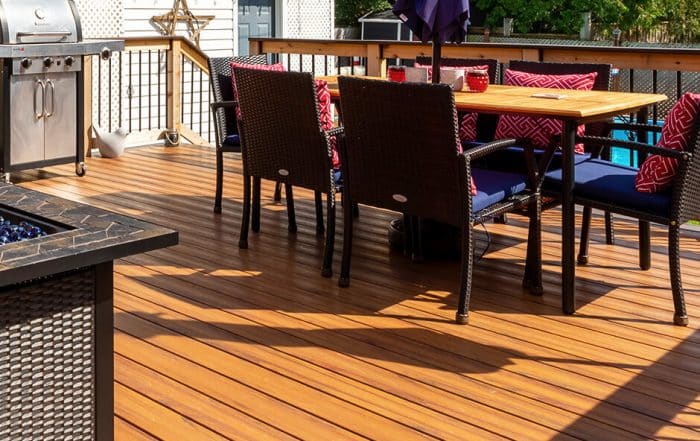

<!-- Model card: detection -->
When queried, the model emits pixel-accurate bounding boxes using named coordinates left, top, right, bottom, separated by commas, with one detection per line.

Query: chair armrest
left=578, top=135, right=692, bottom=161
left=461, top=138, right=525, bottom=161
left=325, top=126, right=344, bottom=137
left=210, top=100, right=237, bottom=111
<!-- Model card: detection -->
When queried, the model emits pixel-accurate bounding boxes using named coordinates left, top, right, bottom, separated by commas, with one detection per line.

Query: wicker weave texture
left=208, top=55, right=267, bottom=151
left=0, top=269, right=96, bottom=441
left=338, top=77, right=465, bottom=226
left=234, top=68, right=332, bottom=192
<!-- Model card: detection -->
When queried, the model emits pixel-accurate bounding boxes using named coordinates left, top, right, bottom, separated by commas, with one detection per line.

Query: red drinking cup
left=388, top=66, right=406, bottom=83
left=467, top=69, right=489, bottom=92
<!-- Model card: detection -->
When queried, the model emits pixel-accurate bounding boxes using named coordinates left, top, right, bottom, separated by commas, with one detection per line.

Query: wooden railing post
left=366, top=43, right=386, bottom=78
left=82, top=55, right=93, bottom=157
left=166, top=38, right=183, bottom=144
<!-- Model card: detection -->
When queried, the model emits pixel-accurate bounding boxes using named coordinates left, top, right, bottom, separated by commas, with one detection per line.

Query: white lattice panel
left=282, top=0, right=334, bottom=74
left=74, top=0, right=124, bottom=135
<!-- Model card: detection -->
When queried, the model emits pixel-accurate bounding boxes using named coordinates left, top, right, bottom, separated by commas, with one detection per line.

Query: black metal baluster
left=138, top=51, right=142, bottom=132
left=98, top=54, right=102, bottom=128
left=118, top=52, right=122, bottom=129
left=108, top=54, right=112, bottom=132
left=629, top=68, right=635, bottom=166
left=199, top=67, right=203, bottom=138
left=148, top=50, right=152, bottom=130
left=157, top=50, right=162, bottom=129
left=128, top=52, right=133, bottom=133
left=190, top=61, right=194, bottom=129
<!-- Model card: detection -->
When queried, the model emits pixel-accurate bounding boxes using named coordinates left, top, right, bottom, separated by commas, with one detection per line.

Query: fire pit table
left=0, top=183, right=177, bottom=440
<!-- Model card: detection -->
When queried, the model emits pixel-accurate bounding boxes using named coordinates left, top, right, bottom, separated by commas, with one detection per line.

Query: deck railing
left=83, top=36, right=700, bottom=159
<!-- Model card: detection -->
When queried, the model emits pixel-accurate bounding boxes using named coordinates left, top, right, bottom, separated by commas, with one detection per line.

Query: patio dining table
left=320, top=75, right=667, bottom=316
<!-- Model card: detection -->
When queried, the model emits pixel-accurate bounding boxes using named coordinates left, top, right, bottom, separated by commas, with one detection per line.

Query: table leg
left=95, top=261, right=115, bottom=441
left=562, top=120, right=577, bottom=314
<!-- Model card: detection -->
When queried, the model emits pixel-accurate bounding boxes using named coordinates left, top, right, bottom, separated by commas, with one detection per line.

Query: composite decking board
left=113, top=285, right=604, bottom=441
left=115, top=416, right=159, bottom=441
left=114, top=353, right=301, bottom=440
left=114, top=299, right=441, bottom=440
left=112, top=265, right=691, bottom=440
left=114, top=382, right=229, bottom=441
left=114, top=251, right=700, bottom=438
left=114, top=293, right=505, bottom=441
left=14, top=145, right=700, bottom=440
left=115, top=329, right=471, bottom=440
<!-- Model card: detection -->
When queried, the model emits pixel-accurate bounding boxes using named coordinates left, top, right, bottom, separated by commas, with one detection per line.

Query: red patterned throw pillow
left=459, top=113, right=478, bottom=142
left=314, top=79, right=341, bottom=169
left=229, top=62, right=286, bottom=119
left=635, top=92, right=700, bottom=193
left=494, top=69, right=598, bottom=153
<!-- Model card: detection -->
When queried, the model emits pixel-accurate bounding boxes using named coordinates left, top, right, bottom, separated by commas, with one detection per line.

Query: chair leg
left=285, top=183, right=297, bottom=233
left=315, top=191, right=325, bottom=235
left=214, top=149, right=224, bottom=213
left=577, top=206, right=593, bottom=265
left=339, top=195, right=354, bottom=287
left=523, top=196, right=543, bottom=295
left=352, top=202, right=360, bottom=218
left=252, top=177, right=261, bottom=233
left=494, top=214, right=508, bottom=224
left=403, top=214, right=413, bottom=257
left=604, top=211, right=615, bottom=245
left=412, top=216, right=424, bottom=263
left=321, top=193, right=336, bottom=278
left=239, top=174, right=251, bottom=249
left=639, top=220, right=651, bottom=270
left=456, top=222, right=474, bottom=325
left=274, top=180, right=282, bottom=202
left=669, top=224, right=688, bottom=326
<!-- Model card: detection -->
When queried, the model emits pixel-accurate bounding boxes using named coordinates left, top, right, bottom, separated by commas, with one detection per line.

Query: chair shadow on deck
left=113, top=310, right=649, bottom=376
left=90, top=189, right=695, bottom=326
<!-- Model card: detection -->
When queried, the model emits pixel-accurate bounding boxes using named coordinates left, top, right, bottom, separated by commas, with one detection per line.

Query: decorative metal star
left=151, top=0, right=214, bottom=47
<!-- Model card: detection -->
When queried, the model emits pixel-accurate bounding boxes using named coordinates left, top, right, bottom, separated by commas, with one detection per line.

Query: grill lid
left=0, top=0, right=80, bottom=44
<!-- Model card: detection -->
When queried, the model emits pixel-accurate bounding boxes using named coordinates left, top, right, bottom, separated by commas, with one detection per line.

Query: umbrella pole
left=432, top=34, right=441, bottom=84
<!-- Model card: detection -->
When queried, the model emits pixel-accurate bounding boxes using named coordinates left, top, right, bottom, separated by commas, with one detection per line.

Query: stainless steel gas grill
left=0, top=0, right=123, bottom=181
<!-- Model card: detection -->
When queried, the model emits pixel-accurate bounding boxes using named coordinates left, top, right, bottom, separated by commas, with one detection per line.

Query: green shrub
left=335, top=0, right=389, bottom=27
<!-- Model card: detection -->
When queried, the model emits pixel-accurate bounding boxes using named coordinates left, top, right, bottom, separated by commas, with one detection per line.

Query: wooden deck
left=14, top=145, right=700, bottom=440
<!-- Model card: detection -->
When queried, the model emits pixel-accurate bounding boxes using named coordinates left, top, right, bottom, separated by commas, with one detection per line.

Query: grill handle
left=17, top=30, right=72, bottom=41
left=34, top=80, right=45, bottom=120
left=45, top=80, right=55, bottom=118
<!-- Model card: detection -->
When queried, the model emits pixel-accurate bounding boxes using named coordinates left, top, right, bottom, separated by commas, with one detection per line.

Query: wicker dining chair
left=209, top=55, right=271, bottom=213
left=544, top=94, right=700, bottom=325
left=233, top=67, right=338, bottom=277
left=337, top=76, right=543, bottom=324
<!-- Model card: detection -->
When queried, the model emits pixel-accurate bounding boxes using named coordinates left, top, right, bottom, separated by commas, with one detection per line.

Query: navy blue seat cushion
left=544, top=158, right=671, bottom=217
left=472, top=168, right=528, bottom=213
left=223, top=134, right=241, bottom=147
left=462, top=141, right=590, bottom=173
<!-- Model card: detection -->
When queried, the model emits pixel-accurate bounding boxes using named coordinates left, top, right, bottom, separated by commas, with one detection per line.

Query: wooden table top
left=317, top=76, right=667, bottom=123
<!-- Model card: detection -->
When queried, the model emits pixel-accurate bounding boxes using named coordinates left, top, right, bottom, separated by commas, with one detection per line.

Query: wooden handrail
left=250, top=38, right=700, bottom=74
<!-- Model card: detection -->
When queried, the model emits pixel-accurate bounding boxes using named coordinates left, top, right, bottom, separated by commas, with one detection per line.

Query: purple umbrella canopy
left=390, top=0, right=470, bottom=83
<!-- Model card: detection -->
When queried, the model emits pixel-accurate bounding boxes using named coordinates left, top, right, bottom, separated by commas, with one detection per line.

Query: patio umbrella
left=390, top=0, right=470, bottom=83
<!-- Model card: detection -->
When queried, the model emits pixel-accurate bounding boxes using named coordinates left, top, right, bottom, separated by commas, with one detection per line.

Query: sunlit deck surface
left=15, top=144, right=700, bottom=440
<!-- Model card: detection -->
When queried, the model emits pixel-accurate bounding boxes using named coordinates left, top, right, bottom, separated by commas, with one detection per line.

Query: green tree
left=335, top=0, right=390, bottom=27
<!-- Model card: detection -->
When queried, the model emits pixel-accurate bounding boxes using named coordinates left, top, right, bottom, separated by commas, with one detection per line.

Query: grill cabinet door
left=10, top=75, right=45, bottom=165
left=44, top=72, right=76, bottom=160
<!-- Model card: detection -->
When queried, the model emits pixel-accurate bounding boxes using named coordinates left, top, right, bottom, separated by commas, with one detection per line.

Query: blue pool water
left=610, top=117, right=663, bottom=167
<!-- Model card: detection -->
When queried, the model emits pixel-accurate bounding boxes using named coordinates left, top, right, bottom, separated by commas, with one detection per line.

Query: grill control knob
left=64, top=56, right=75, bottom=67
left=20, top=58, right=32, bottom=69
left=43, top=57, right=53, bottom=68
